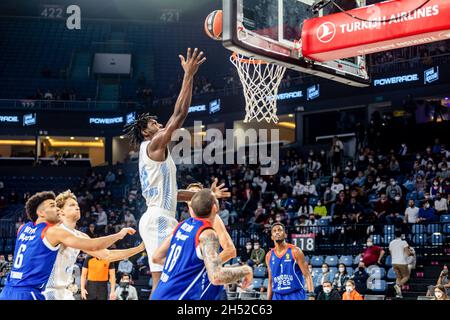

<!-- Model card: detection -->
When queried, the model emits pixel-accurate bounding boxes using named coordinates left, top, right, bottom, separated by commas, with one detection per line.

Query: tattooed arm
left=200, top=229, right=253, bottom=287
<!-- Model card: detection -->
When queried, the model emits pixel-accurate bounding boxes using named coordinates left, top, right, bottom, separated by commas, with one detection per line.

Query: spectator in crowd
left=292, top=180, right=304, bottom=197
left=373, top=193, right=390, bottom=221
left=249, top=241, right=266, bottom=267
left=351, top=262, right=369, bottom=295
left=431, top=285, right=449, bottom=301
left=136, top=252, right=149, bottom=274
left=86, top=223, right=97, bottom=238
left=404, top=200, right=420, bottom=224
left=434, top=193, right=448, bottom=217
left=386, top=178, right=402, bottom=200
left=418, top=201, right=437, bottom=223
left=386, top=195, right=405, bottom=225
left=239, top=241, right=253, bottom=265
left=427, top=265, right=450, bottom=296
left=303, top=180, right=318, bottom=197
left=105, top=171, right=116, bottom=185
left=0, top=255, right=7, bottom=277
left=297, top=198, right=313, bottom=217
left=115, top=274, right=138, bottom=300
left=316, top=281, right=341, bottom=300
left=331, top=136, right=344, bottom=170
left=314, top=263, right=332, bottom=295
left=313, top=200, right=327, bottom=218
left=81, top=256, right=116, bottom=300
left=361, top=237, right=385, bottom=267
left=123, top=211, right=137, bottom=225
left=342, top=280, right=363, bottom=300
left=219, top=202, right=230, bottom=227
left=118, top=258, right=134, bottom=277
left=333, top=264, right=350, bottom=294
left=323, top=186, right=337, bottom=212
left=96, top=206, right=108, bottom=234
left=330, top=177, right=344, bottom=195
left=389, top=231, right=412, bottom=298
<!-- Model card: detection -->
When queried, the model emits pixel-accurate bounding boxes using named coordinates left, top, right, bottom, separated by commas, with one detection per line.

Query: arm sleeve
left=109, top=262, right=116, bottom=270
left=83, top=256, right=92, bottom=269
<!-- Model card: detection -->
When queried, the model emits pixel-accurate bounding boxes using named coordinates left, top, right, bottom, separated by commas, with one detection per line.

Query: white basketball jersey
left=44, top=224, right=81, bottom=293
left=139, top=140, right=178, bottom=213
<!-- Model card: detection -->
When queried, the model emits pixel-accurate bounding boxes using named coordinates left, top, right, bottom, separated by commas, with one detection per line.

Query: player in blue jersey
left=0, top=191, right=135, bottom=300
left=266, top=223, right=314, bottom=300
left=184, top=181, right=236, bottom=300
left=151, top=189, right=252, bottom=300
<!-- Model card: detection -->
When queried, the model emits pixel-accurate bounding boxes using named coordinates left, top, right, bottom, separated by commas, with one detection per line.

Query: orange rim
left=231, top=52, right=267, bottom=65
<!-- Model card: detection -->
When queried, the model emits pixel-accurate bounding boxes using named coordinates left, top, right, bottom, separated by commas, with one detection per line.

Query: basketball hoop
left=230, top=52, right=286, bottom=123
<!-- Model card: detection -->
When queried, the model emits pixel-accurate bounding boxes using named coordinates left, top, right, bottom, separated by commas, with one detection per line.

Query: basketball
left=204, top=10, right=223, bottom=40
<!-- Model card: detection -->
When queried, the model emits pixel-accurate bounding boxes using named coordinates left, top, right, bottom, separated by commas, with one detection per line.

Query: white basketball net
left=230, top=54, right=286, bottom=123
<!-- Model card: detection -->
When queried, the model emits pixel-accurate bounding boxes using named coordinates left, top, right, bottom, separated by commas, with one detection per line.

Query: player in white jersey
left=43, top=190, right=145, bottom=300
left=124, top=48, right=207, bottom=292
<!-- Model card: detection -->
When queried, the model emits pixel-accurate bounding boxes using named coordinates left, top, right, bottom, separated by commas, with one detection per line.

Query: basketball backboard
left=222, top=0, right=370, bottom=87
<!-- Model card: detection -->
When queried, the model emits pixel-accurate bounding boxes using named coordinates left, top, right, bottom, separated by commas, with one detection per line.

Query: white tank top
left=45, top=224, right=81, bottom=290
left=139, top=140, right=178, bottom=213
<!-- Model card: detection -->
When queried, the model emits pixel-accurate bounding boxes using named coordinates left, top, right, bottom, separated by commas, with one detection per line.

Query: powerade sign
left=307, top=85, right=320, bottom=100
left=89, top=116, right=123, bottom=125
left=0, top=115, right=19, bottom=123
left=188, top=104, right=206, bottom=113
left=373, top=74, right=419, bottom=86
left=126, top=112, right=136, bottom=125
left=276, top=91, right=303, bottom=101
left=424, top=66, right=439, bottom=84
left=23, top=113, right=37, bottom=126
left=209, top=99, right=221, bottom=114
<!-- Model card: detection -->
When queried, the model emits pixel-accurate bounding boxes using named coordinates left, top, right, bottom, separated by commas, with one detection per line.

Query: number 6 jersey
left=4, top=222, right=60, bottom=291
left=151, top=217, right=215, bottom=300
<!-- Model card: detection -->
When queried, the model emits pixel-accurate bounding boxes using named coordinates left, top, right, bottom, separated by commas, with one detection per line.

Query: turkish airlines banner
left=302, top=0, right=450, bottom=62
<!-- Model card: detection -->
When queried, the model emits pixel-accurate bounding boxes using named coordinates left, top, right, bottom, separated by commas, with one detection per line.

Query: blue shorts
left=0, top=287, right=45, bottom=300
left=272, top=290, right=306, bottom=301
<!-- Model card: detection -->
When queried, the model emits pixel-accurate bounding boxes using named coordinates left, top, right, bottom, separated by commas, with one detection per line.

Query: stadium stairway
left=70, top=52, right=92, bottom=79
left=98, top=79, right=119, bottom=104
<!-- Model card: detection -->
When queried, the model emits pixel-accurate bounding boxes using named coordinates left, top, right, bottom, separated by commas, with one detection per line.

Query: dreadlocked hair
left=123, top=112, right=158, bottom=148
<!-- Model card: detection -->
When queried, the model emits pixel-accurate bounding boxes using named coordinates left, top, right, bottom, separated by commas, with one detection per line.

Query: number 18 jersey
left=151, top=217, right=214, bottom=300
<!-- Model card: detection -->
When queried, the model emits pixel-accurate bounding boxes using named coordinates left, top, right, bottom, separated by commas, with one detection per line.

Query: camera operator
left=115, top=274, right=138, bottom=300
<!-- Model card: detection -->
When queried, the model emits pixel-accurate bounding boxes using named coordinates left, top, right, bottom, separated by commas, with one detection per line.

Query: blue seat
left=412, top=224, right=425, bottom=234
left=304, top=256, right=310, bottom=264
left=367, top=265, right=386, bottom=279
left=325, top=256, right=338, bottom=267
left=353, top=255, right=362, bottom=266
left=385, top=256, right=392, bottom=267
left=312, top=268, right=322, bottom=277
left=318, top=219, right=329, bottom=226
left=431, top=233, right=444, bottom=245
left=444, top=224, right=450, bottom=235
left=311, top=256, right=324, bottom=267
left=263, top=278, right=269, bottom=288
left=372, top=234, right=382, bottom=245
left=252, top=278, right=263, bottom=290
left=339, top=255, right=353, bottom=267
left=384, top=234, right=394, bottom=245
left=329, top=267, right=337, bottom=278
left=368, top=279, right=387, bottom=292
left=231, top=258, right=239, bottom=265
left=417, top=191, right=425, bottom=200
left=384, top=225, right=395, bottom=235
left=440, top=215, right=450, bottom=223
left=254, top=267, right=267, bottom=278
left=309, top=197, right=319, bottom=206
left=412, top=234, right=427, bottom=245
left=346, top=267, right=354, bottom=276
left=387, top=267, right=397, bottom=280
left=427, top=224, right=441, bottom=234
left=368, top=194, right=378, bottom=202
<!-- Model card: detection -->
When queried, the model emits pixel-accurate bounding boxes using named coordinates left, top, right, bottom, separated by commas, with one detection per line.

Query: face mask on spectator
left=246, top=244, right=252, bottom=250
left=376, top=178, right=381, bottom=182
left=416, top=155, right=421, bottom=159
left=339, top=267, right=345, bottom=273
left=306, top=182, right=311, bottom=186
left=391, top=181, right=396, bottom=186
left=323, top=287, right=332, bottom=294
left=425, top=195, right=430, bottom=199
left=425, top=203, right=430, bottom=209
left=359, top=156, right=365, bottom=161
left=322, top=267, right=328, bottom=273
left=321, top=151, right=325, bottom=155
left=434, top=182, right=439, bottom=186
left=276, top=217, right=281, bottom=222
left=254, top=245, right=260, bottom=250
left=435, top=291, right=443, bottom=299
left=395, top=196, right=401, bottom=201
left=8, top=255, right=12, bottom=262
left=358, top=266, right=365, bottom=272
left=346, top=286, right=353, bottom=292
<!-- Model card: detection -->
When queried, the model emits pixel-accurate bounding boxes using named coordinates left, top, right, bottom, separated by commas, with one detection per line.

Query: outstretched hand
left=211, top=178, right=231, bottom=199
left=179, top=48, right=207, bottom=77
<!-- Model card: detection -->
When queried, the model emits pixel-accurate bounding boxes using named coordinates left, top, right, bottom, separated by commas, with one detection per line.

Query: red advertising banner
left=301, top=0, right=450, bottom=62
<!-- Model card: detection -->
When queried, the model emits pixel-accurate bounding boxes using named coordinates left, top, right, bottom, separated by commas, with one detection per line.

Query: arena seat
left=339, top=255, right=353, bottom=267
left=372, top=234, right=382, bottom=245
left=417, top=296, right=433, bottom=300
left=384, top=225, right=395, bottom=235
left=385, top=255, right=392, bottom=267
left=310, top=256, right=323, bottom=267
left=318, top=219, right=329, bottom=226
left=364, top=294, right=385, bottom=300
left=254, top=266, right=267, bottom=278
left=412, top=234, right=427, bottom=246
left=367, top=265, right=386, bottom=279
left=367, top=279, right=387, bottom=292
left=440, top=215, right=450, bottom=223
left=427, top=224, right=441, bottom=234
left=431, top=233, right=444, bottom=245
left=387, top=267, right=397, bottom=280
left=346, top=267, right=354, bottom=276
left=412, top=224, right=425, bottom=234
left=444, top=224, right=450, bottom=235
left=325, top=255, right=338, bottom=267
left=263, top=278, right=269, bottom=289
left=353, top=255, right=362, bottom=266
left=383, top=234, right=394, bottom=245
left=252, top=278, right=263, bottom=290
left=239, top=291, right=259, bottom=300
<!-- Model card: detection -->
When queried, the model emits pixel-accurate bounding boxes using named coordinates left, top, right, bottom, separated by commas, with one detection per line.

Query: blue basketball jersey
left=3, top=222, right=60, bottom=291
left=151, top=217, right=214, bottom=300
left=269, top=245, right=305, bottom=295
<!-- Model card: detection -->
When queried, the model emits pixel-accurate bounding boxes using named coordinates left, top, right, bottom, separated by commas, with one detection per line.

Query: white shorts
left=43, top=288, right=74, bottom=300
left=139, top=207, right=178, bottom=272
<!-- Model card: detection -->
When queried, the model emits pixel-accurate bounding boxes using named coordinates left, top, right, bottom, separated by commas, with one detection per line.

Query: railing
left=0, top=99, right=132, bottom=111
left=230, top=222, right=449, bottom=256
